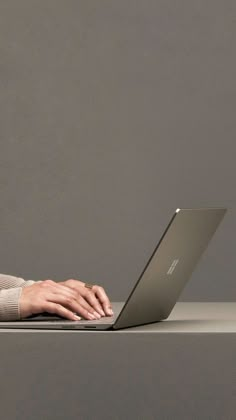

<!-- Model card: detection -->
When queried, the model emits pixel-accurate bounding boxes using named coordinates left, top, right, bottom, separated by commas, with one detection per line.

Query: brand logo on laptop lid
left=167, top=259, right=179, bottom=275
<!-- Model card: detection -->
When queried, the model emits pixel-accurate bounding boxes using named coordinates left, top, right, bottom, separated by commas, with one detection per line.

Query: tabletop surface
left=0, top=302, right=235, bottom=333
left=133, top=302, right=236, bottom=333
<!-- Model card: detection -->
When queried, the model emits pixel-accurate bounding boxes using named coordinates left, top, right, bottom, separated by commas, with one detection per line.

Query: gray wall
left=0, top=1, right=235, bottom=301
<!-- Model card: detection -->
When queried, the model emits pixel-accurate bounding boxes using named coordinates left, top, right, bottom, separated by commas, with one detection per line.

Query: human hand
left=60, top=279, right=113, bottom=317
left=19, top=279, right=113, bottom=321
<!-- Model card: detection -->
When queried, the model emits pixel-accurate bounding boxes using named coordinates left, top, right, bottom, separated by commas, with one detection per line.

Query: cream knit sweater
left=0, top=274, right=36, bottom=321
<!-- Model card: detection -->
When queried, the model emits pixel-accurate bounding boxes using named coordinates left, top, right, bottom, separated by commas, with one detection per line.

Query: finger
left=81, top=289, right=106, bottom=317
left=42, top=301, right=81, bottom=321
left=92, top=286, right=113, bottom=316
left=43, top=282, right=101, bottom=320
left=58, top=286, right=105, bottom=318
left=44, top=282, right=98, bottom=316
left=61, top=280, right=105, bottom=315
left=74, top=295, right=102, bottom=320
left=48, top=293, right=101, bottom=320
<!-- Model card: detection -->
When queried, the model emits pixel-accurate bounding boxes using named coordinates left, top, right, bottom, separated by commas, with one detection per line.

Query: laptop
left=0, top=208, right=226, bottom=330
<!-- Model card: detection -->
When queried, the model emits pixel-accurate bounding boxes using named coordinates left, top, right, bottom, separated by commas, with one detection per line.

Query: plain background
left=0, top=0, right=235, bottom=302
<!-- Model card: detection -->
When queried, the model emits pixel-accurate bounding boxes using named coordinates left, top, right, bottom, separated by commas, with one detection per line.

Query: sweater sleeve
left=0, top=287, right=23, bottom=320
left=0, top=273, right=35, bottom=289
left=0, top=273, right=36, bottom=321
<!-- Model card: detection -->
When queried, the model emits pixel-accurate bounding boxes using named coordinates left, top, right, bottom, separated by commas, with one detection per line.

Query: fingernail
left=94, top=311, right=101, bottom=319
left=107, top=308, right=114, bottom=315
left=74, top=315, right=81, bottom=320
left=88, top=312, right=96, bottom=320
left=98, top=308, right=105, bottom=316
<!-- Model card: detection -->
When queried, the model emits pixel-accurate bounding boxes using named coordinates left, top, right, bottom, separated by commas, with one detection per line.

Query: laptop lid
left=113, top=208, right=226, bottom=329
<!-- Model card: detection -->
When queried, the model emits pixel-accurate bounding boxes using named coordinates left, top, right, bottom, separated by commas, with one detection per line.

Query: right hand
left=19, top=280, right=109, bottom=321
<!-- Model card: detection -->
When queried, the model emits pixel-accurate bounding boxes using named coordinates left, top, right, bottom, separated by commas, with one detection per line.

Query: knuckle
left=44, top=279, right=53, bottom=286
left=42, top=302, right=51, bottom=311
left=69, top=291, right=77, bottom=300
left=41, top=281, right=49, bottom=288
left=66, top=279, right=74, bottom=286
left=64, top=297, right=73, bottom=305
left=53, top=304, right=62, bottom=314
left=77, top=296, right=84, bottom=304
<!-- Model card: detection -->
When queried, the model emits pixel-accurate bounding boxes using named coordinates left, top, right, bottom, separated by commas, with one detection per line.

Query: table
left=0, top=303, right=235, bottom=420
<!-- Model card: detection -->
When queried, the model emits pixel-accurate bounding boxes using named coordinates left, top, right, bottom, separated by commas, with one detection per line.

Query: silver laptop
left=0, top=208, right=226, bottom=330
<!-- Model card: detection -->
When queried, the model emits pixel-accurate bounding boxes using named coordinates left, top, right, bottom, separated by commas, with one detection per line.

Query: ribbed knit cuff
left=0, top=287, right=22, bottom=321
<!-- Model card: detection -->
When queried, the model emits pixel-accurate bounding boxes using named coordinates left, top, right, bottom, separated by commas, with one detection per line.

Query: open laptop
left=0, top=208, right=226, bottom=330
